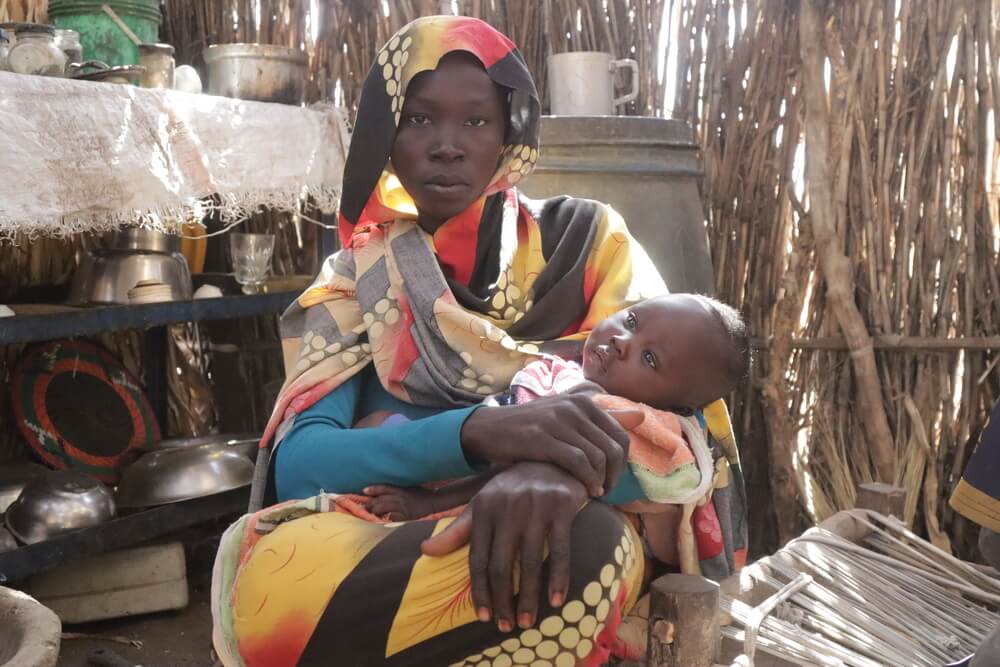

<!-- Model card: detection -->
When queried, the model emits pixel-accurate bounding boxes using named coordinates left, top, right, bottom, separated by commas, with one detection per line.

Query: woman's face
left=390, top=52, right=507, bottom=233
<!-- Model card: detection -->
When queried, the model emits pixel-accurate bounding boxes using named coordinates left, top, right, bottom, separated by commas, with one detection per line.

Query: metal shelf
left=0, top=488, right=249, bottom=583
left=0, top=291, right=299, bottom=345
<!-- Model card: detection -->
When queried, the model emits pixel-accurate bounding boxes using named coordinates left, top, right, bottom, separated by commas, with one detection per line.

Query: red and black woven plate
left=10, top=340, right=161, bottom=483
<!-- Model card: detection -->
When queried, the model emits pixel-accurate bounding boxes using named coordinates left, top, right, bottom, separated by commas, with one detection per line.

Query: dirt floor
left=57, top=586, right=216, bottom=667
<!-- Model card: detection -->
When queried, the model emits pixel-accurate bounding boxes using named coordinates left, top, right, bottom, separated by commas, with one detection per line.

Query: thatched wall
left=157, top=0, right=668, bottom=115
left=3, top=0, right=999, bottom=559
left=672, top=0, right=1000, bottom=557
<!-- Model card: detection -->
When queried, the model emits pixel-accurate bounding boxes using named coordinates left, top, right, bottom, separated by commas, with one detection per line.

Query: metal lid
left=0, top=21, right=55, bottom=36
left=139, top=42, right=175, bottom=56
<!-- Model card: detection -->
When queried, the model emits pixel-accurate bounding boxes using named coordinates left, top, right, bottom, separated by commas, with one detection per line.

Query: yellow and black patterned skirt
left=212, top=496, right=644, bottom=667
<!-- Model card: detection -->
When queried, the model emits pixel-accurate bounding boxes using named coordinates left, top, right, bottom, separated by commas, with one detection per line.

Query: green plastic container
left=48, top=0, right=160, bottom=66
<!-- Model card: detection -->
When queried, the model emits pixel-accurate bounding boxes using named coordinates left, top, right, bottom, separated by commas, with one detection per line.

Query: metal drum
left=520, top=116, right=715, bottom=294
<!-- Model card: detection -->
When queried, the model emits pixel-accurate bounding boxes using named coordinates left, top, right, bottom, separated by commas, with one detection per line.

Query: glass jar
left=6, top=24, right=66, bottom=77
left=0, top=28, right=10, bottom=72
left=138, top=43, right=175, bottom=89
left=53, top=29, right=82, bottom=69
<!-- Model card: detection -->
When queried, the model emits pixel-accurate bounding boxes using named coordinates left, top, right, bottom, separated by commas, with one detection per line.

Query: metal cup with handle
left=547, top=51, right=639, bottom=115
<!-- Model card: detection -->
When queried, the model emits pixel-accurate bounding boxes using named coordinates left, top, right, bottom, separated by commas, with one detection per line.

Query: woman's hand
left=421, top=462, right=588, bottom=632
left=461, top=394, right=643, bottom=497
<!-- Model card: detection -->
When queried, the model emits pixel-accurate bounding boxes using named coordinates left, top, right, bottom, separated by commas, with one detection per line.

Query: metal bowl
left=68, top=249, right=192, bottom=305
left=115, top=442, right=254, bottom=509
left=5, top=470, right=116, bottom=545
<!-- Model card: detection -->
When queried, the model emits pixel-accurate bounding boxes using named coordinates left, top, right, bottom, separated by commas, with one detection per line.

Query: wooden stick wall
left=674, top=0, right=1000, bottom=557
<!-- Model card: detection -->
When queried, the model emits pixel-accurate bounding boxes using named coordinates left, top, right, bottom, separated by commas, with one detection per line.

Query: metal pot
left=203, top=43, right=307, bottom=105
left=5, top=470, right=116, bottom=545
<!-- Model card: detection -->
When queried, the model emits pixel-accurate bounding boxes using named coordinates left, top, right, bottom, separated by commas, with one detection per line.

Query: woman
left=213, top=16, right=746, bottom=667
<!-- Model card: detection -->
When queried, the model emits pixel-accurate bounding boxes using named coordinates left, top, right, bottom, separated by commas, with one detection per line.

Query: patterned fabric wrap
left=258, top=15, right=665, bottom=453
left=212, top=494, right=645, bottom=667
left=508, top=357, right=747, bottom=578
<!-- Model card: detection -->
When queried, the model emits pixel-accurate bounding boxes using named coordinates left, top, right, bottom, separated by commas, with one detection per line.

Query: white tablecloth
left=0, top=72, right=349, bottom=239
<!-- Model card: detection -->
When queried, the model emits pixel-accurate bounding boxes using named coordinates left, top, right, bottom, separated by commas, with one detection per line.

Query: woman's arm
left=274, top=368, right=481, bottom=501
left=276, top=366, right=649, bottom=504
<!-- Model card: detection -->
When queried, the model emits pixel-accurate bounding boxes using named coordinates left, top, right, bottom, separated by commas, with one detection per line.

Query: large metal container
left=520, top=116, right=715, bottom=294
left=203, top=43, right=307, bottom=105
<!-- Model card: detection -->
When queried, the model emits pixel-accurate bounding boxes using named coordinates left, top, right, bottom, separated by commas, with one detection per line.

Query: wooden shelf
left=0, top=291, right=299, bottom=345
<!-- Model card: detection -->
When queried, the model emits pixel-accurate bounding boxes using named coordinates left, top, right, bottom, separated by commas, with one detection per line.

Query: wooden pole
left=855, top=482, right=906, bottom=519
left=647, top=574, right=720, bottom=667
left=799, top=0, right=896, bottom=483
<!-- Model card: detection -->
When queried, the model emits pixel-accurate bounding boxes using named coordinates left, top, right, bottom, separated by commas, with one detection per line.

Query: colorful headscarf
left=338, top=15, right=541, bottom=242
left=252, top=16, right=666, bottom=509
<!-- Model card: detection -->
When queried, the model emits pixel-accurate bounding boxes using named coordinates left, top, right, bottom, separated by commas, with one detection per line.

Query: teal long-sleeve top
left=274, top=365, right=647, bottom=505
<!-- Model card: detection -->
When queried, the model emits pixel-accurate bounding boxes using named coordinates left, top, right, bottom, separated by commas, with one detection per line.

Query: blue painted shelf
left=0, top=291, right=299, bottom=345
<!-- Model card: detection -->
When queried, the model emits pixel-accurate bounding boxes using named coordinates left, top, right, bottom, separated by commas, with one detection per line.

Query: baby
left=361, top=293, right=749, bottom=563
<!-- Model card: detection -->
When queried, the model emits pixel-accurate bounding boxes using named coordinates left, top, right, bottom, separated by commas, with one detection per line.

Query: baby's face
left=581, top=295, right=726, bottom=413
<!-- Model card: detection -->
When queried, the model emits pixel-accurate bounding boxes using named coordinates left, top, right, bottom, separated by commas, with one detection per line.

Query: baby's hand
left=364, top=484, right=438, bottom=521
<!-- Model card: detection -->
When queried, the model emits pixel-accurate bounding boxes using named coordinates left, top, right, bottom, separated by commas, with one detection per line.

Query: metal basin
left=5, top=471, right=116, bottom=545
left=115, top=442, right=254, bottom=509
left=68, top=249, right=192, bottom=305
left=136, top=433, right=258, bottom=457
left=203, top=43, right=307, bottom=105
